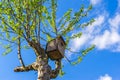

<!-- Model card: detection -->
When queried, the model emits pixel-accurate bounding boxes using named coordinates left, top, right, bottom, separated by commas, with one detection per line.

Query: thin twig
left=17, top=37, right=25, bottom=67
left=0, top=37, right=17, bottom=44
left=66, top=47, right=81, bottom=54
left=38, top=13, right=40, bottom=42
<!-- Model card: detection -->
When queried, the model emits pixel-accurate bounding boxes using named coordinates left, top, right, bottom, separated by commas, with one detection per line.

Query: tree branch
left=38, top=15, right=40, bottom=43
left=17, top=37, right=25, bottom=67
left=14, top=63, right=35, bottom=72
left=50, top=59, right=61, bottom=79
left=26, top=3, right=30, bottom=39
left=28, top=40, right=45, bottom=57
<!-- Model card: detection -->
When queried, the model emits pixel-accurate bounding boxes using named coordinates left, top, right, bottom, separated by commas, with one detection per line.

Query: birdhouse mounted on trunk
left=46, top=36, right=66, bottom=60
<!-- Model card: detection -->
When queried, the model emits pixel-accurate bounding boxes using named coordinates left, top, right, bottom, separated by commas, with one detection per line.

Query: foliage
left=72, top=45, right=95, bottom=65
left=0, top=0, right=95, bottom=77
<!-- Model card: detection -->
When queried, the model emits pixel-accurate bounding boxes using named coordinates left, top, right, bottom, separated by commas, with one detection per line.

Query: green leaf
left=6, top=32, right=10, bottom=39
left=59, top=69, right=65, bottom=77
left=0, top=33, right=3, bottom=37
left=0, top=2, right=2, bottom=6
left=87, top=4, right=92, bottom=11
left=77, top=56, right=82, bottom=63
left=82, top=45, right=95, bottom=56
left=42, top=6, right=49, bottom=15
left=2, top=48, right=12, bottom=56
left=81, top=18, right=95, bottom=28
left=72, top=56, right=83, bottom=65
left=23, top=45, right=30, bottom=49
left=51, top=0, right=57, bottom=32
left=89, top=18, right=95, bottom=25
left=58, top=9, right=72, bottom=30
left=3, top=44, right=11, bottom=49
left=60, top=5, right=85, bottom=35
left=11, top=37, right=18, bottom=41
left=46, top=35, right=53, bottom=41
left=65, top=37, right=70, bottom=46
left=71, top=32, right=82, bottom=39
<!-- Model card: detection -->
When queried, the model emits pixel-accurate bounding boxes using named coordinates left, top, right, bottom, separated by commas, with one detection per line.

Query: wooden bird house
left=46, top=36, right=66, bottom=60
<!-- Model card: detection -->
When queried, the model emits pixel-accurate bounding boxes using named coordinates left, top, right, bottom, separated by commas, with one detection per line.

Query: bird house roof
left=56, top=35, right=66, bottom=45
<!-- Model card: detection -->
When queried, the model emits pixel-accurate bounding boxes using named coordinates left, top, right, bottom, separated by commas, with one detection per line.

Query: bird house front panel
left=47, top=50, right=63, bottom=60
left=46, top=40, right=57, bottom=52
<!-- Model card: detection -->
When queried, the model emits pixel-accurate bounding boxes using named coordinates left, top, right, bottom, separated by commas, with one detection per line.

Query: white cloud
left=92, top=30, right=110, bottom=49
left=86, top=15, right=105, bottom=34
left=98, top=74, right=112, bottom=80
left=90, top=0, right=101, bottom=5
left=118, top=0, right=120, bottom=8
left=69, top=5, right=120, bottom=54
left=109, top=13, right=120, bottom=32
left=70, top=15, right=105, bottom=52
left=70, top=15, right=105, bottom=51
left=70, top=34, right=89, bottom=51
left=92, top=13, right=120, bottom=50
left=115, top=45, right=120, bottom=52
left=92, top=15, right=105, bottom=27
left=92, top=30, right=120, bottom=49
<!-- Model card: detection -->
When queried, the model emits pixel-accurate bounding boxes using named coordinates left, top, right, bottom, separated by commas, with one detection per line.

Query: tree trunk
left=36, top=55, right=51, bottom=80
left=14, top=40, right=62, bottom=80
left=14, top=53, right=61, bottom=80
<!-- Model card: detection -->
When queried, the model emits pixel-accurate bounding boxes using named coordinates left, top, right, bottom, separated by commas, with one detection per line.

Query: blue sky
left=0, top=0, right=120, bottom=80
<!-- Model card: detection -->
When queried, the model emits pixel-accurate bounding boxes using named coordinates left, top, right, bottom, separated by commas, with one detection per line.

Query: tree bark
left=14, top=55, right=61, bottom=80
left=14, top=39, right=62, bottom=80
left=28, top=40, right=44, bottom=57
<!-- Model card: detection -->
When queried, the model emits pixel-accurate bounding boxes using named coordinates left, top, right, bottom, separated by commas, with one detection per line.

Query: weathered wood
left=46, top=36, right=66, bottom=60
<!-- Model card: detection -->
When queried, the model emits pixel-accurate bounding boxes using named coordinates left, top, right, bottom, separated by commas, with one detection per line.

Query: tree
left=0, top=0, right=95, bottom=80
